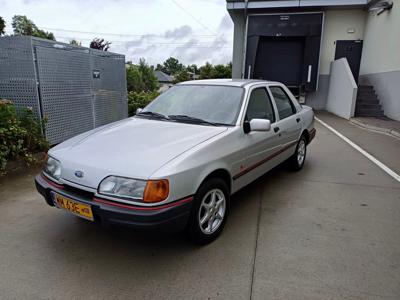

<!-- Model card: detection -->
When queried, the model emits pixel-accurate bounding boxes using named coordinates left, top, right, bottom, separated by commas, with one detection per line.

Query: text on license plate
left=53, top=193, right=94, bottom=221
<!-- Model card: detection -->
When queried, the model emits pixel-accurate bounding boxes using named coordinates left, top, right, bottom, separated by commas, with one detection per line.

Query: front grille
left=63, top=184, right=95, bottom=201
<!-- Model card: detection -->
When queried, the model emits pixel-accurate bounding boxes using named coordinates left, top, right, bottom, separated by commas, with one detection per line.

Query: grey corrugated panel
left=91, top=50, right=128, bottom=126
left=0, top=36, right=127, bottom=145
left=35, top=46, right=94, bottom=144
left=0, top=36, right=41, bottom=116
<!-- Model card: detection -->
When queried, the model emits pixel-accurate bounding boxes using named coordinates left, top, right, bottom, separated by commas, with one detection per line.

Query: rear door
left=268, top=85, right=302, bottom=157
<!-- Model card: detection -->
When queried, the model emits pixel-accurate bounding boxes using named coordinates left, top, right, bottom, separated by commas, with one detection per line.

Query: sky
left=1, top=0, right=234, bottom=66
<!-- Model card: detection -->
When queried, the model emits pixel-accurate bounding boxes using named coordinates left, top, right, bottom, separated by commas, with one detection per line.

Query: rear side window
left=269, top=86, right=296, bottom=120
left=246, top=88, right=275, bottom=122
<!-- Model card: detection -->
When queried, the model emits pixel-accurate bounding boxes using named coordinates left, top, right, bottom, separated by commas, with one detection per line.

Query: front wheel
left=290, top=135, right=307, bottom=171
left=186, top=178, right=229, bottom=245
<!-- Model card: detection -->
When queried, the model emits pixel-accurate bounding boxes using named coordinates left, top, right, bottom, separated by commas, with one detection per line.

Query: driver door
left=232, top=86, right=281, bottom=190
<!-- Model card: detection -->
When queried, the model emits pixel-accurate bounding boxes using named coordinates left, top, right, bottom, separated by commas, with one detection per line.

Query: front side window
left=245, top=88, right=275, bottom=122
left=269, top=86, right=296, bottom=120
left=142, top=85, right=244, bottom=125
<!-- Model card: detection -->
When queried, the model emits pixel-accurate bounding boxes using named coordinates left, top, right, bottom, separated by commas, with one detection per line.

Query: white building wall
left=297, top=9, right=366, bottom=109
left=326, top=58, right=358, bottom=119
left=359, top=3, right=400, bottom=120
left=230, top=11, right=245, bottom=79
left=359, top=3, right=400, bottom=74
left=319, top=9, right=367, bottom=75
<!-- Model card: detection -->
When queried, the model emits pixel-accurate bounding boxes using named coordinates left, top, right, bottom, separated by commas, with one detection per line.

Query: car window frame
left=244, top=86, right=277, bottom=124
left=267, top=85, right=298, bottom=121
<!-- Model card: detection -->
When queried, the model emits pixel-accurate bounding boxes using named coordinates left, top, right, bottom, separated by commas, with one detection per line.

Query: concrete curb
left=350, top=118, right=400, bottom=139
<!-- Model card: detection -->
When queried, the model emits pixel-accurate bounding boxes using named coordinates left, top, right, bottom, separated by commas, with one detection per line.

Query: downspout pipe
left=243, top=0, right=249, bottom=79
left=244, top=0, right=249, bottom=19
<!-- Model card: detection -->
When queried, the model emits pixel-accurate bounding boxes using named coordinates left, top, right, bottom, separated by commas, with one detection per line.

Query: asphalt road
left=0, top=114, right=399, bottom=300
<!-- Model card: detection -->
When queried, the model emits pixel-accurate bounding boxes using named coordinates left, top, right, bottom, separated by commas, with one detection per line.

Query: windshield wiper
left=136, top=111, right=169, bottom=120
left=168, top=115, right=217, bottom=126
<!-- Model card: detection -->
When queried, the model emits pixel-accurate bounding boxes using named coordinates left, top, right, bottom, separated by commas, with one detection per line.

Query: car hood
left=50, top=117, right=227, bottom=188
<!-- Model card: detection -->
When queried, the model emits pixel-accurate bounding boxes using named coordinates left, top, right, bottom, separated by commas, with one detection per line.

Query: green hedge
left=127, top=91, right=160, bottom=116
left=0, top=99, right=48, bottom=172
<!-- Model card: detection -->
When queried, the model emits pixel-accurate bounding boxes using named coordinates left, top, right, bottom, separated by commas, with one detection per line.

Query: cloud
left=3, top=0, right=233, bottom=66
left=218, top=14, right=233, bottom=31
left=164, top=25, right=192, bottom=39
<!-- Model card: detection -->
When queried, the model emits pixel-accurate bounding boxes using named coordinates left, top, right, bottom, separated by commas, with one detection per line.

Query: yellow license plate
left=53, top=193, right=94, bottom=221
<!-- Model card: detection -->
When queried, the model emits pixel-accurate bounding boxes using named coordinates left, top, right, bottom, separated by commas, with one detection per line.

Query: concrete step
left=358, top=85, right=374, bottom=90
left=356, top=103, right=382, bottom=110
left=355, top=113, right=385, bottom=118
left=356, top=98, right=380, bottom=105
left=357, top=91, right=377, bottom=98
left=355, top=108, right=385, bottom=117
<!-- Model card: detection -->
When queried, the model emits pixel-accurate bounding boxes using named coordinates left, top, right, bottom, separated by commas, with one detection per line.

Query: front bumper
left=35, top=174, right=193, bottom=232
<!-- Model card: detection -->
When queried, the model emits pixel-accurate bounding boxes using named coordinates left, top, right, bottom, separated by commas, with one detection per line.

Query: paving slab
left=350, top=117, right=400, bottom=139
left=0, top=169, right=259, bottom=300
left=316, top=111, right=400, bottom=175
left=0, top=118, right=399, bottom=299
left=252, top=121, right=400, bottom=300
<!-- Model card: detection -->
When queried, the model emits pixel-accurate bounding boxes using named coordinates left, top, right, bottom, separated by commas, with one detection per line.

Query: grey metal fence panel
left=0, top=36, right=127, bottom=145
left=35, top=46, right=94, bottom=144
left=90, top=51, right=128, bottom=127
left=0, top=36, right=40, bottom=117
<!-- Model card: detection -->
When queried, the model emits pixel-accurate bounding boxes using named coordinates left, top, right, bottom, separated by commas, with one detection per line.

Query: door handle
left=274, top=127, right=280, bottom=133
left=296, top=118, right=300, bottom=123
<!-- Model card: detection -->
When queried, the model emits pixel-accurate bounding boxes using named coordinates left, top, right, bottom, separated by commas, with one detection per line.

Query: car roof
left=177, top=79, right=279, bottom=88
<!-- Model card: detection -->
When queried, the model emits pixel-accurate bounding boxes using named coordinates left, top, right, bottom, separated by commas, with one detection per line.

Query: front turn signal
left=143, top=180, right=169, bottom=203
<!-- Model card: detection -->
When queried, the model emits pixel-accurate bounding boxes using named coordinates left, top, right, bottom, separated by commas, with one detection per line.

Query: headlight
left=98, top=176, right=147, bottom=199
left=44, top=156, right=62, bottom=181
left=98, top=176, right=169, bottom=203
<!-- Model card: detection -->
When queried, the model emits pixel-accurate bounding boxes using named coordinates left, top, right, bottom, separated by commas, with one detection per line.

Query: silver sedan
left=35, top=79, right=315, bottom=244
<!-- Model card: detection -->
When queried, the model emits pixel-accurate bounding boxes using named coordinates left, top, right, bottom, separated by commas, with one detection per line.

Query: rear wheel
left=186, top=178, right=229, bottom=245
left=290, top=135, right=307, bottom=171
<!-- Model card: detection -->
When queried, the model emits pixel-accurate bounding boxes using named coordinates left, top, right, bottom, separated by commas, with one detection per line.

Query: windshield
left=141, top=85, right=244, bottom=125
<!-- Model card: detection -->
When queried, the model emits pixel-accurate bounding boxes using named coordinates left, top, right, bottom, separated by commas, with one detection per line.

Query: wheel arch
left=198, top=168, right=232, bottom=195
left=301, top=129, right=310, bottom=144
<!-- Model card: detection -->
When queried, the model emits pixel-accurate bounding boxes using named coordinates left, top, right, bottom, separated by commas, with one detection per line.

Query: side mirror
left=249, top=119, right=271, bottom=132
left=136, top=108, right=143, bottom=115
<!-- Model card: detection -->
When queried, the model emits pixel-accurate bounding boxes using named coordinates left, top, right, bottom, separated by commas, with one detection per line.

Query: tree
left=156, top=57, right=184, bottom=75
left=90, top=38, right=111, bottom=51
left=126, top=59, right=158, bottom=93
left=126, top=63, right=144, bottom=92
left=211, top=64, right=232, bottom=79
left=199, top=62, right=214, bottom=79
left=138, top=59, right=158, bottom=92
left=186, top=64, right=198, bottom=74
left=69, top=39, right=81, bottom=46
left=173, top=70, right=190, bottom=83
left=0, top=17, right=5, bottom=36
left=34, top=28, right=55, bottom=40
left=11, top=15, right=55, bottom=40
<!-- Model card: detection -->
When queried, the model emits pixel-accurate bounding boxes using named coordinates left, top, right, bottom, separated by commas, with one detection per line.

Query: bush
left=127, top=91, right=160, bottom=116
left=0, top=99, right=48, bottom=172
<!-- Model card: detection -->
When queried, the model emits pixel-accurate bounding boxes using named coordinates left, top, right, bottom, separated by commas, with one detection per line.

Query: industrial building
left=227, top=0, right=399, bottom=121
left=0, top=36, right=128, bottom=145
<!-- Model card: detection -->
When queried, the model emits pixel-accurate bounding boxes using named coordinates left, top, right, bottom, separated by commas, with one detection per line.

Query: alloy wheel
left=198, top=188, right=226, bottom=235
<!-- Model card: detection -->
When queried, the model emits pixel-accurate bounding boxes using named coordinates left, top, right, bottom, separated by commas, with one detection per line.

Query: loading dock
left=244, top=13, right=323, bottom=96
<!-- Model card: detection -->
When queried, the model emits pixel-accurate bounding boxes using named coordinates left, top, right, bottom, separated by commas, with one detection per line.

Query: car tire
left=290, top=135, right=307, bottom=171
left=186, top=177, right=230, bottom=245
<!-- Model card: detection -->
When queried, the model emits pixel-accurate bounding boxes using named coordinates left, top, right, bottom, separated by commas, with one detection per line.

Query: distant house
left=188, top=72, right=200, bottom=80
left=155, top=70, right=174, bottom=92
